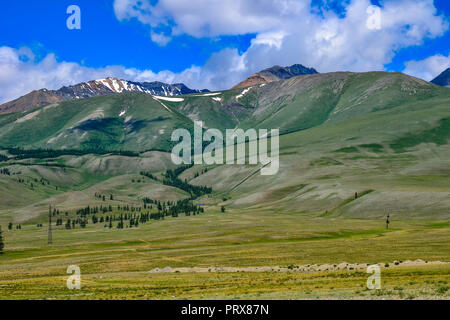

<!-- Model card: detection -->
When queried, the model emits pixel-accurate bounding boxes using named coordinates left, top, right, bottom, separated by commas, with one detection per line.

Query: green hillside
left=190, top=92, right=450, bottom=219
left=0, top=93, right=193, bottom=152
left=2, top=72, right=448, bottom=153
left=0, top=71, right=448, bottom=220
left=0, top=71, right=450, bottom=300
left=171, top=72, right=449, bottom=134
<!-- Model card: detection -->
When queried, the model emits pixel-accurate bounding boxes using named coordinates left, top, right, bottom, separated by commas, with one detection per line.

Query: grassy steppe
left=0, top=72, right=449, bottom=299
left=0, top=209, right=449, bottom=299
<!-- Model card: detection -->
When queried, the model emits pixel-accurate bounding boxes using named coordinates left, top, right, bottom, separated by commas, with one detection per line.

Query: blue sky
left=0, top=0, right=254, bottom=73
left=0, top=0, right=449, bottom=103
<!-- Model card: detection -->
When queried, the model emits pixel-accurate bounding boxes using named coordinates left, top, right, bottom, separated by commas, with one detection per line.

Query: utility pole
left=48, top=205, right=52, bottom=245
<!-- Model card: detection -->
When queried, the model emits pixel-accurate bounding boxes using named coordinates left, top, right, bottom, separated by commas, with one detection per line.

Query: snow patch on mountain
left=153, top=96, right=184, bottom=102
left=0, top=76, right=209, bottom=114
left=191, top=92, right=221, bottom=97
left=236, top=87, right=252, bottom=100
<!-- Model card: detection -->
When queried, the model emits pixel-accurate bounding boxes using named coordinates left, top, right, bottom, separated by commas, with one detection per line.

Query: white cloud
left=150, top=31, right=172, bottom=46
left=0, top=45, right=245, bottom=104
left=0, top=46, right=178, bottom=104
left=113, top=0, right=448, bottom=86
left=1, top=0, right=448, bottom=103
left=114, top=0, right=306, bottom=37
left=403, top=54, right=450, bottom=81
left=252, top=31, right=287, bottom=50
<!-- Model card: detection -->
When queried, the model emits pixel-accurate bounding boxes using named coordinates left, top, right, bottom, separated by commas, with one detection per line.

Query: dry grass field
left=0, top=209, right=448, bottom=299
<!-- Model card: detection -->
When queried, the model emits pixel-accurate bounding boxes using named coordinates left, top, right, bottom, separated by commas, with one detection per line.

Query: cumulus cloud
left=114, top=0, right=306, bottom=38
left=403, top=54, right=450, bottom=81
left=150, top=31, right=172, bottom=46
left=0, top=46, right=178, bottom=104
left=113, top=0, right=448, bottom=86
left=0, top=45, right=244, bottom=104
left=1, top=0, right=448, bottom=103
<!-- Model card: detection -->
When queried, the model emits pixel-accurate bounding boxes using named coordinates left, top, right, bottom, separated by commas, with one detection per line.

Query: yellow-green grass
left=0, top=209, right=448, bottom=299
left=1, top=265, right=448, bottom=300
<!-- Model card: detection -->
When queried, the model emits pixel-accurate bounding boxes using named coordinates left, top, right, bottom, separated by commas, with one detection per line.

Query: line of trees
left=8, top=223, right=22, bottom=230
left=76, top=205, right=113, bottom=215
left=4, top=161, right=212, bottom=234
left=27, top=196, right=206, bottom=232
left=94, top=193, right=113, bottom=201
left=142, top=165, right=213, bottom=200
left=61, top=204, right=205, bottom=230
left=140, top=171, right=159, bottom=181
left=193, top=167, right=209, bottom=178
left=4, top=147, right=139, bottom=160
left=160, top=165, right=212, bottom=199
left=6, top=198, right=206, bottom=233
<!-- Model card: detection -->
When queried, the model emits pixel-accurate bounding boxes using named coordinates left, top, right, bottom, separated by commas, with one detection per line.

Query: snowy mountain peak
left=0, top=79, right=209, bottom=114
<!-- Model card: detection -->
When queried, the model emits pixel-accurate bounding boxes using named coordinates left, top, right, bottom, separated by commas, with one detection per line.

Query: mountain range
left=0, top=70, right=448, bottom=152
left=0, top=66, right=450, bottom=220
left=3, top=64, right=448, bottom=116
left=1, top=61, right=450, bottom=301
left=0, top=78, right=208, bottom=114
left=431, top=68, right=450, bottom=87
left=232, top=64, right=318, bottom=89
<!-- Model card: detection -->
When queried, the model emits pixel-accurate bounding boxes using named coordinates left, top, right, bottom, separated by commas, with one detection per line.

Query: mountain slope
left=0, top=77, right=208, bottom=114
left=431, top=68, right=450, bottom=87
left=0, top=72, right=448, bottom=153
left=187, top=91, right=450, bottom=219
left=232, top=64, right=318, bottom=89
left=166, top=71, right=448, bottom=134
left=4, top=70, right=437, bottom=139
left=1, top=71, right=450, bottom=219
left=0, top=93, right=194, bottom=152
left=0, top=89, right=64, bottom=115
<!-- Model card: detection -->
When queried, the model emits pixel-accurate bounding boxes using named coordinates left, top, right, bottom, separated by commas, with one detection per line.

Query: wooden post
left=48, top=205, right=52, bottom=245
